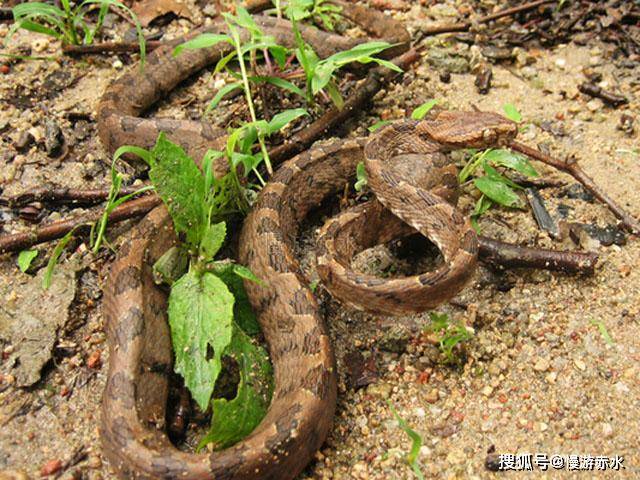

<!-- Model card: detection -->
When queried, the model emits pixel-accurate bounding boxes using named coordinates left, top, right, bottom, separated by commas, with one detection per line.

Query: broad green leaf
left=168, top=270, right=235, bottom=410
left=368, top=120, right=392, bottom=132
left=388, top=402, right=425, bottom=480
left=173, top=33, right=232, bottom=56
left=212, top=263, right=261, bottom=335
left=484, top=149, right=538, bottom=177
left=152, top=246, right=189, bottom=286
left=503, top=103, right=522, bottom=123
left=231, top=6, right=261, bottom=35
left=149, top=133, right=207, bottom=247
left=200, top=221, right=227, bottom=261
left=473, top=176, right=523, bottom=208
left=199, top=326, right=272, bottom=450
left=411, top=99, right=438, bottom=120
left=206, top=82, right=243, bottom=112
left=266, top=108, right=308, bottom=134
left=18, top=249, right=38, bottom=273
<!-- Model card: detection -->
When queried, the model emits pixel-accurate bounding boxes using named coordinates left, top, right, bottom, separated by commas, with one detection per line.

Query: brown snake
left=99, top=2, right=412, bottom=479
left=102, top=105, right=517, bottom=478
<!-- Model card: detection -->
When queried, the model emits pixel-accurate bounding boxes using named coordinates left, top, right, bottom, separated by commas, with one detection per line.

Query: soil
left=1, top=1, right=639, bottom=479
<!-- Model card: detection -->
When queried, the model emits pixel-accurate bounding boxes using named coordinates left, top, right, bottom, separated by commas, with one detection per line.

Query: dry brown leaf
left=132, top=0, right=195, bottom=27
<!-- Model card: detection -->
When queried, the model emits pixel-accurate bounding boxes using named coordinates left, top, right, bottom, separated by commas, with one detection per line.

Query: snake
left=99, top=2, right=412, bottom=479
left=101, top=105, right=517, bottom=478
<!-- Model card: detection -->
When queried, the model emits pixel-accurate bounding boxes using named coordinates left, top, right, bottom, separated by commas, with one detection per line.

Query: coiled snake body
left=103, top=106, right=516, bottom=478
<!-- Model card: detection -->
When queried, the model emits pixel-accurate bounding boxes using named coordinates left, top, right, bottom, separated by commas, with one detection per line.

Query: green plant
left=411, top=99, right=438, bottom=120
left=458, top=104, right=538, bottom=232
left=354, top=161, right=367, bottom=192
left=388, top=402, right=425, bottom=480
left=282, top=0, right=342, bottom=31
left=590, top=319, right=614, bottom=346
left=426, top=312, right=473, bottom=364
left=7, top=0, right=145, bottom=61
left=18, top=249, right=38, bottom=272
left=90, top=156, right=153, bottom=253
left=120, top=134, right=273, bottom=450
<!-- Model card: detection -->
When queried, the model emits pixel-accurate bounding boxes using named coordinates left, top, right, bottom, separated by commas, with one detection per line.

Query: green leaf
left=199, top=326, right=272, bottom=450
left=388, top=402, right=425, bottom=480
left=411, top=99, right=438, bottom=120
left=18, top=249, right=38, bottom=273
left=206, top=82, right=243, bottom=113
left=168, top=270, right=235, bottom=410
left=590, top=319, right=614, bottom=346
left=354, top=161, right=368, bottom=192
left=43, top=227, right=78, bottom=289
left=325, top=81, right=344, bottom=110
left=481, top=160, right=522, bottom=190
left=266, top=108, right=308, bottom=134
left=484, top=149, right=538, bottom=177
left=152, top=246, right=189, bottom=286
left=231, top=264, right=263, bottom=285
left=248, top=76, right=306, bottom=99
left=473, top=176, right=523, bottom=208
left=471, top=195, right=493, bottom=232
left=199, top=221, right=227, bottom=261
left=368, top=120, right=392, bottom=132
left=173, top=33, right=233, bottom=56
left=503, top=103, right=522, bottom=123
left=149, top=133, right=207, bottom=247
left=212, top=263, right=261, bottom=335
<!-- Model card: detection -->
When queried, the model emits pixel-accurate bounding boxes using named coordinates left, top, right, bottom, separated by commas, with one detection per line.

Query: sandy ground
left=1, top=1, right=639, bottom=479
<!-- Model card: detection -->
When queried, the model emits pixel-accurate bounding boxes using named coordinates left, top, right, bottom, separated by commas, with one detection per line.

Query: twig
left=418, top=0, right=556, bottom=38
left=478, top=236, right=598, bottom=274
left=510, top=141, right=640, bottom=235
left=0, top=195, right=161, bottom=254
left=578, top=82, right=628, bottom=107
left=1, top=186, right=144, bottom=207
left=62, top=40, right=163, bottom=55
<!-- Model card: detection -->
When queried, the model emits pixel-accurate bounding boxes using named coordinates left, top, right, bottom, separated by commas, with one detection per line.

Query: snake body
left=102, top=108, right=517, bottom=478
left=316, top=112, right=517, bottom=315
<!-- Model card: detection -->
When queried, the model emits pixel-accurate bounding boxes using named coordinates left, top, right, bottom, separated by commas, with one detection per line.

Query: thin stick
left=510, top=141, right=640, bottom=235
left=62, top=40, right=163, bottom=55
left=478, top=236, right=598, bottom=274
left=0, top=195, right=161, bottom=254
left=419, top=0, right=556, bottom=37
left=1, top=186, right=143, bottom=207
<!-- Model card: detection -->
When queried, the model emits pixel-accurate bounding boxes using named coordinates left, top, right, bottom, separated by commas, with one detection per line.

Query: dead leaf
left=0, top=264, right=77, bottom=387
left=132, top=0, right=195, bottom=27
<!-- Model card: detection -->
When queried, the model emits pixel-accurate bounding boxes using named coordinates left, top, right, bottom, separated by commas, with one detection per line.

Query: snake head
left=419, top=111, right=518, bottom=149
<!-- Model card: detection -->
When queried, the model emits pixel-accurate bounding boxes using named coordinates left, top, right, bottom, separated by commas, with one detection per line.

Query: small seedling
left=590, top=319, right=614, bottom=346
left=425, top=312, right=473, bottom=364
left=388, top=402, right=425, bottom=480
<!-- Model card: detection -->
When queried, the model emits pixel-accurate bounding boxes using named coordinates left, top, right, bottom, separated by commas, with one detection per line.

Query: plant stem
left=230, top=26, right=273, bottom=175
